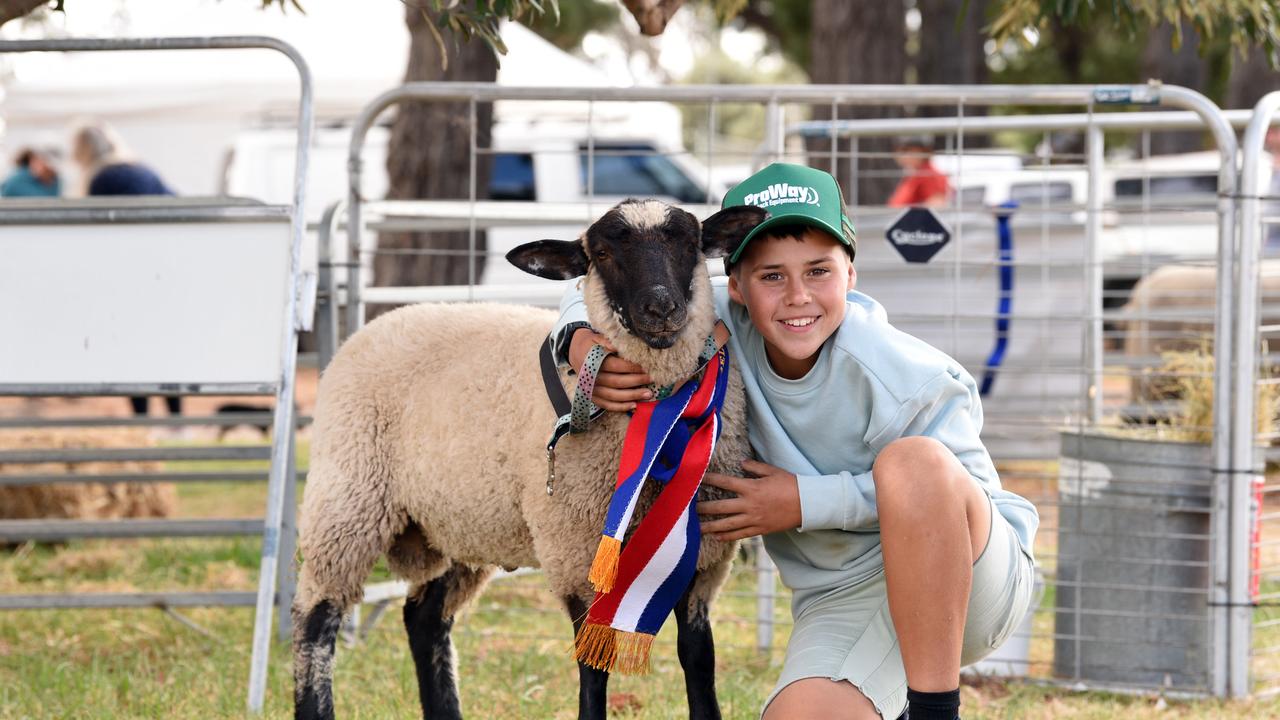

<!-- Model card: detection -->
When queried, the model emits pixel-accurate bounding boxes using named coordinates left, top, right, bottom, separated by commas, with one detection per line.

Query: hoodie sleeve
left=551, top=283, right=591, bottom=367
left=795, top=368, right=997, bottom=532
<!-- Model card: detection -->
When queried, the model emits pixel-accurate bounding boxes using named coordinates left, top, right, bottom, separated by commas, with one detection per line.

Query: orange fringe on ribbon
left=573, top=622, right=654, bottom=675
left=613, top=630, right=655, bottom=675
left=587, top=536, right=621, bottom=593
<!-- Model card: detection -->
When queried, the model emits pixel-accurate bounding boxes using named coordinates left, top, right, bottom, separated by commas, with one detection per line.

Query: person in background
left=70, top=120, right=181, bottom=420
left=1, top=147, right=61, bottom=197
left=71, top=121, right=174, bottom=197
left=887, top=135, right=951, bottom=208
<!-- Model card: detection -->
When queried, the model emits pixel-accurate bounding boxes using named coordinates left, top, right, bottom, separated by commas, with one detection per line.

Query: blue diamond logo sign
left=885, top=208, right=951, bottom=263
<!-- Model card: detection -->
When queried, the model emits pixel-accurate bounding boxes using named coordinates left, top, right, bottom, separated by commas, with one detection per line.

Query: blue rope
left=981, top=202, right=1017, bottom=396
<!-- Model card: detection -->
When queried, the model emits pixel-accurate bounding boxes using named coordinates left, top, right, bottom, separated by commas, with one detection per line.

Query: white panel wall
left=0, top=219, right=291, bottom=385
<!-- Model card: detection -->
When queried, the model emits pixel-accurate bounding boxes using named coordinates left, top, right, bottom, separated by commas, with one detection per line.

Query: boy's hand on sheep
left=569, top=327, right=654, bottom=412
left=696, top=459, right=802, bottom=541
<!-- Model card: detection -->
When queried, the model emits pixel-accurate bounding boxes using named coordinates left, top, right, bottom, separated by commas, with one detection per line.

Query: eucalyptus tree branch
left=0, top=0, right=54, bottom=28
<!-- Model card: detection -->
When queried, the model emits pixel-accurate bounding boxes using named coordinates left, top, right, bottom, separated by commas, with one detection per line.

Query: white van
left=948, top=151, right=1222, bottom=307
left=223, top=122, right=723, bottom=287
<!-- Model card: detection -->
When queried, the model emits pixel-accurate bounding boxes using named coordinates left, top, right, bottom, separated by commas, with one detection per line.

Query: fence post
left=754, top=537, right=775, bottom=654
left=763, top=98, right=784, bottom=168
left=1229, top=93, right=1280, bottom=697
left=1144, top=88, right=1239, bottom=699
left=346, top=134, right=366, bottom=335
left=247, top=35, right=314, bottom=714
left=276, top=421, right=300, bottom=643
left=1084, top=123, right=1104, bottom=424
left=315, top=200, right=344, bottom=372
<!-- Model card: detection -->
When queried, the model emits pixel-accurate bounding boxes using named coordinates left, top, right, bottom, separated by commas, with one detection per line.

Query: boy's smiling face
left=728, top=227, right=854, bottom=380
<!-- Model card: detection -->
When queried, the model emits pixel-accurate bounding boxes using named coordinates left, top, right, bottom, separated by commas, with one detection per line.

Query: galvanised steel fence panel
left=0, top=36, right=314, bottom=713
left=1240, top=94, right=1280, bottom=698
left=312, top=82, right=1248, bottom=698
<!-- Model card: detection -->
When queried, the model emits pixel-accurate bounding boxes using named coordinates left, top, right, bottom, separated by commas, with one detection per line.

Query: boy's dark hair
left=13, top=148, right=35, bottom=168
left=894, top=135, right=935, bottom=152
left=724, top=222, right=854, bottom=275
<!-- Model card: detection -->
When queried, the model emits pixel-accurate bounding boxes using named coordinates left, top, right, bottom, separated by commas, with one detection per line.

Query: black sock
left=905, top=687, right=960, bottom=720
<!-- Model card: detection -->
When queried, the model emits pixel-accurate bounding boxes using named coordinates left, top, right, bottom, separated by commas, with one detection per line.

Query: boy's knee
left=873, top=436, right=952, bottom=482
left=873, top=437, right=964, bottom=506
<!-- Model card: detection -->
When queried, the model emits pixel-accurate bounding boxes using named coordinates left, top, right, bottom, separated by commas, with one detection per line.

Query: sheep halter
left=575, top=341, right=730, bottom=675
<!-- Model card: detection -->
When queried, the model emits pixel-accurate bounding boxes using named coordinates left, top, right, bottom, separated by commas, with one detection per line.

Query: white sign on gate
left=1, top=213, right=291, bottom=386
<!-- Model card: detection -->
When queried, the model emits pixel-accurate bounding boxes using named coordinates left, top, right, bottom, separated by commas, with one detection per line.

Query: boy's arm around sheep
left=551, top=280, right=1039, bottom=554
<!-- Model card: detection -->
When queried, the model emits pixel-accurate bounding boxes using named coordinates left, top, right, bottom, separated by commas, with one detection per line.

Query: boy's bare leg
left=874, top=435, right=992, bottom=693
left=763, top=678, right=879, bottom=720
left=763, top=437, right=988, bottom=720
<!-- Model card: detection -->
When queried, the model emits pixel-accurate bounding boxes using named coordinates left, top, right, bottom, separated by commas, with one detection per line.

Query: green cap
left=722, top=163, right=857, bottom=263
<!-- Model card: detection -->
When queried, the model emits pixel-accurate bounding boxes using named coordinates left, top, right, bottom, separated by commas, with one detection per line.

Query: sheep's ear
left=700, top=206, right=768, bottom=258
left=506, top=240, right=589, bottom=280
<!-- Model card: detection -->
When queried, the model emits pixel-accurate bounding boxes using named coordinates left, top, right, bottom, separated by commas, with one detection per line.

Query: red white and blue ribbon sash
left=574, top=344, right=730, bottom=674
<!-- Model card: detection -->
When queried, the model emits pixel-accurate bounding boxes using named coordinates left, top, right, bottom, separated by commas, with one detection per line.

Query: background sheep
left=293, top=200, right=766, bottom=720
left=0, top=428, right=175, bottom=524
left=1121, top=261, right=1280, bottom=405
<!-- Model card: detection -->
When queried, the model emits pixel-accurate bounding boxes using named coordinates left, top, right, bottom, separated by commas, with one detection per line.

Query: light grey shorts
left=762, top=493, right=1035, bottom=719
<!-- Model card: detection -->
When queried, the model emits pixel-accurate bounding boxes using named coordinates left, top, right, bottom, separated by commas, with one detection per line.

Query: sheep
left=1121, top=261, right=1280, bottom=405
left=0, top=428, right=175, bottom=524
left=292, top=199, right=767, bottom=720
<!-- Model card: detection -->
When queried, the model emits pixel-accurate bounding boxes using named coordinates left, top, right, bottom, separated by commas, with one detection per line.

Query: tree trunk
left=1226, top=49, right=1280, bottom=110
left=808, top=0, right=907, bottom=206
left=1052, top=18, right=1088, bottom=84
left=372, top=9, right=498, bottom=320
left=917, top=0, right=987, bottom=87
left=619, top=0, right=687, bottom=36
left=916, top=0, right=989, bottom=147
left=1037, top=18, right=1106, bottom=158
left=1142, top=21, right=1207, bottom=155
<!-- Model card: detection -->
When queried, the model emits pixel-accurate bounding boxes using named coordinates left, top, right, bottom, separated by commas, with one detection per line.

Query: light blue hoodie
left=553, top=278, right=1039, bottom=614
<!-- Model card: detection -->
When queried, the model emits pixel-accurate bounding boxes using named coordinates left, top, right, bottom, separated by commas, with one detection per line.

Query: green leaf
left=478, top=28, right=507, bottom=61
left=712, top=0, right=749, bottom=24
left=989, top=0, right=1280, bottom=68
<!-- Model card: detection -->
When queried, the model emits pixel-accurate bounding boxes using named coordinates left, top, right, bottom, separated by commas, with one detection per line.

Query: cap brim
left=729, top=214, right=854, bottom=263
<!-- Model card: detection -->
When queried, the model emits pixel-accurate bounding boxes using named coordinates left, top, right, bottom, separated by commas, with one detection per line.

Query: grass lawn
left=3, top=447, right=1280, bottom=718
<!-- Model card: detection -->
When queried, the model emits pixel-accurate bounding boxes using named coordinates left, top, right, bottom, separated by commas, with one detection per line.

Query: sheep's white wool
left=616, top=200, right=669, bottom=231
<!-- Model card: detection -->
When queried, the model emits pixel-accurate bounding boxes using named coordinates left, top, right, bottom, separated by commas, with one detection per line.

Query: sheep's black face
left=584, top=201, right=702, bottom=349
left=506, top=200, right=768, bottom=350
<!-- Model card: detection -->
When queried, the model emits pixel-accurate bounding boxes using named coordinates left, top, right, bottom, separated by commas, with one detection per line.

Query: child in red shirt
left=887, top=136, right=951, bottom=208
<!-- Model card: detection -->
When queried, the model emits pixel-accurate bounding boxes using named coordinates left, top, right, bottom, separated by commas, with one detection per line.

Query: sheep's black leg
left=404, top=567, right=464, bottom=720
left=294, top=599, right=344, bottom=720
left=674, top=587, right=721, bottom=720
left=565, top=594, right=609, bottom=720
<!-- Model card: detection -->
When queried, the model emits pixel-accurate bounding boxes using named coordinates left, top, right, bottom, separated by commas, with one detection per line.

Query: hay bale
left=1122, top=261, right=1280, bottom=405
left=0, top=428, right=176, bottom=520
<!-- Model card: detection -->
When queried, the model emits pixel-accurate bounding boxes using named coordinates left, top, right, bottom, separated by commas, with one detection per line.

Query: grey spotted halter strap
left=565, top=326, right=724, bottom=437
left=542, top=323, right=728, bottom=496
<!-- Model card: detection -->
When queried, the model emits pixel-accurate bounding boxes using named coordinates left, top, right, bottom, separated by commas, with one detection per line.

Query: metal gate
left=0, top=36, right=314, bottom=713
left=789, top=108, right=1265, bottom=697
left=306, top=81, right=1268, bottom=699
left=1241, top=94, right=1280, bottom=698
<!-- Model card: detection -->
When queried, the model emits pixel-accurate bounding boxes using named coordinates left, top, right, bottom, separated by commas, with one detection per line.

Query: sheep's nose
left=639, top=286, right=678, bottom=322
